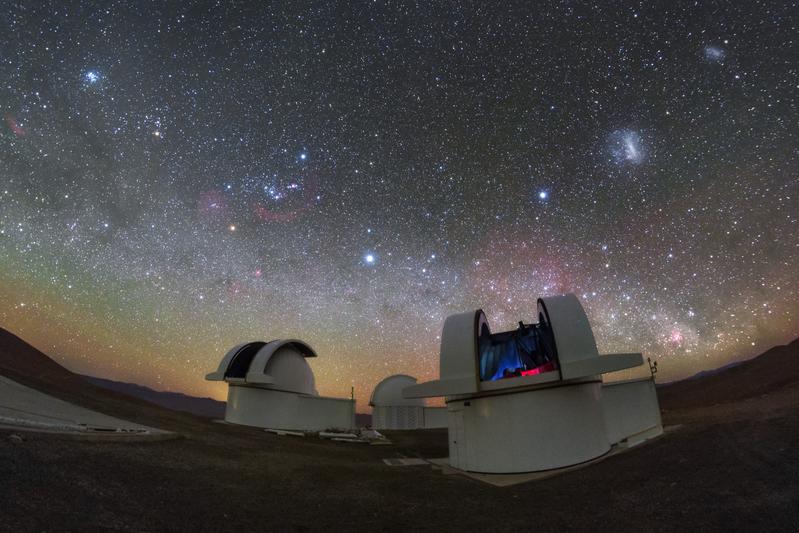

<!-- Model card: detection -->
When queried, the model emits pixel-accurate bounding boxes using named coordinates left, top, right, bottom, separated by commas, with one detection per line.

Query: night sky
left=1, top=2, right=796, bottom=407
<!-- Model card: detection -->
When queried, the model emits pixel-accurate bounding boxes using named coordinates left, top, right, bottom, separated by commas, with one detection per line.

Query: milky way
left=0, top=2, right=796, bottom=406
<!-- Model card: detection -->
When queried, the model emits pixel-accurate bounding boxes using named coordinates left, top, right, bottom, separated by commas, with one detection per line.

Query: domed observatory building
left=404, top=294, right=662, bottom=474
left=369, top=375, right=447, bottom=430
left=206, top=340, right=355, bottom=432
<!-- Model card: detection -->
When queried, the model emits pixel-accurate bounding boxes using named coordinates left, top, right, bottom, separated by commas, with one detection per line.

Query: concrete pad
left=265, top=429, right=306, bottom=437
left=0, top=375, right=169, bottom=437
left=383, top=458, right=429, bottom=466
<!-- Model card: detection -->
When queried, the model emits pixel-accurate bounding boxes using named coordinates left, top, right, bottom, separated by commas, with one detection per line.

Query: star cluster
left=0, top=2, right=796, bottom=407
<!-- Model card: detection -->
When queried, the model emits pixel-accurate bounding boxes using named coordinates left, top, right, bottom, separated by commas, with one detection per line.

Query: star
left=0, top=1, right=792, bottom=413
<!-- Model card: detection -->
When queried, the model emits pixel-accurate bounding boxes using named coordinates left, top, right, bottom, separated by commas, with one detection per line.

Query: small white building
left=369, top=374, right=447, bottom=430
left=206, top=339, right=355, bottom=432
left=404, top=293, right=662, bottom=474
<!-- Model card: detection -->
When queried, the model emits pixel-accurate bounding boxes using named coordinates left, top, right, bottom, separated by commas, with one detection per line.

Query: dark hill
left=0, top=328, right=82, bottom=386
left=0, top=328, right=215, bottom=433
left=658, top=337, right=799, bottom=410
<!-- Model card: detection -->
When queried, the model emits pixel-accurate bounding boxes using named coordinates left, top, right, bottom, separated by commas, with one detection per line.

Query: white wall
left=297, top=394, right=355, bottom=431
left=225, top=386, right=354, bottom=431
left=371, top=405, right=449, bottom=430
left=422, top=407, right=447, bottom=428
left=447, top=382, right=609, bottom=473
left=372, top=405, right=423, bottom=429
left=601, top=378, right=662, bottom=445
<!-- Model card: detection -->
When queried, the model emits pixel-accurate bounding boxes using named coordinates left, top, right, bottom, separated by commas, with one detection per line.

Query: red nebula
left=4, top=113, right=26, bottom=137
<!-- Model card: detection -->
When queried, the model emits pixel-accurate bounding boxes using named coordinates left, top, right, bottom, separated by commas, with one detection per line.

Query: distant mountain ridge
left=81, top=375, right=226, bottom=419
left=657, top=337, right=799, bottom=410
left=665, top=359, right=745, bottom=383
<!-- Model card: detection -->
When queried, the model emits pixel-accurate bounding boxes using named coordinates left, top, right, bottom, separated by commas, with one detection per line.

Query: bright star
left=538, top=191, right=548, bottom=200
left=265, top=186, right=284, bottom=200
left=364, top=253, right=375, bottom=264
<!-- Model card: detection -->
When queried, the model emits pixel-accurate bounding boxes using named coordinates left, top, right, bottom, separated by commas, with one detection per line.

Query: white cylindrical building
left=404, top=293, right=662, bottom=474
left=369, top=374, right=447, bottom=430
left=206, top=339, right=355, bottom=432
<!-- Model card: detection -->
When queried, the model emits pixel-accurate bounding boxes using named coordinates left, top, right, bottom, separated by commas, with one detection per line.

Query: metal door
left=448, top=407, right=466, bottom=470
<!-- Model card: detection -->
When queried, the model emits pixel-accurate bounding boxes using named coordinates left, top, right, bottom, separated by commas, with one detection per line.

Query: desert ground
left=1, top=329, right=798, bottom=532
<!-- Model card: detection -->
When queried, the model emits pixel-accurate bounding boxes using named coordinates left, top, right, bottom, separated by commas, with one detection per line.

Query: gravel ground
left=1, top=332, right=798, bottom=532
left=1, top=385, right=798, bottom=532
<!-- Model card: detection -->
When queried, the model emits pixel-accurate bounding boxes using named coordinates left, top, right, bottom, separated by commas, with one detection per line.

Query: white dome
left=206, top=339, right=319, bottom=396
left=370, top=375, right=425, bottom=407
left=264, top=346, right=317, bottom=395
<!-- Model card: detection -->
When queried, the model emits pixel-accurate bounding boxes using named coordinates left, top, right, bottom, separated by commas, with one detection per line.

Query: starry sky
left=0, top=2, right=797, bottom=409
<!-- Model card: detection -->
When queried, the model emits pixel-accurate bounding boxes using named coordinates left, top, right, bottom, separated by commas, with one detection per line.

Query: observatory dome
left=369, top=375, right=425, bottom=407
left=265, top=345, right=317, bottom=395
left=205, top=339, right=319, bottom=395
left=205, top=339, right=355, bottom=431
left=403, top=293, right=662, bottom=473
